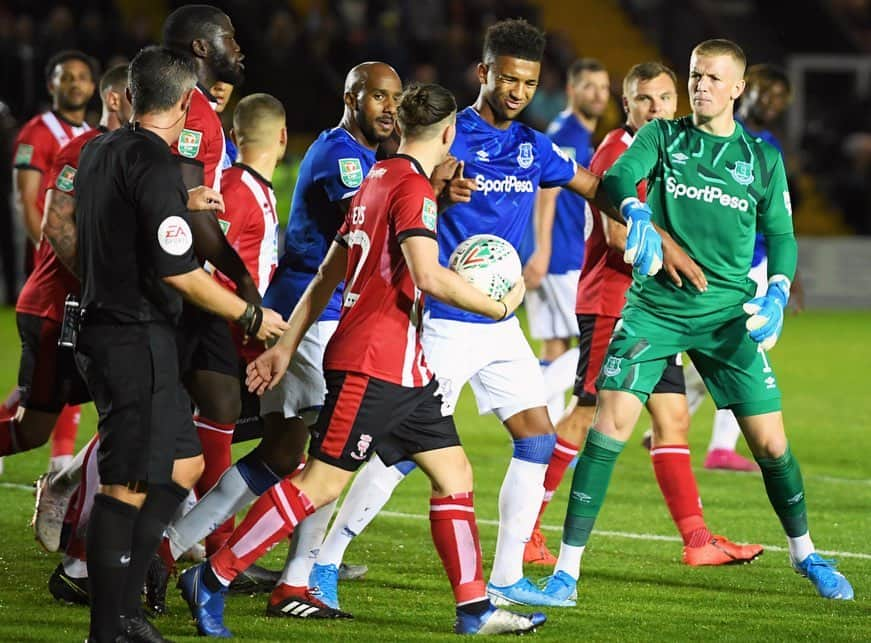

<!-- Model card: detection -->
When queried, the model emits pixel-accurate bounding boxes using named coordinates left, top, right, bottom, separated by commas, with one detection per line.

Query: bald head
left=344, top=61, right=398, bottom=95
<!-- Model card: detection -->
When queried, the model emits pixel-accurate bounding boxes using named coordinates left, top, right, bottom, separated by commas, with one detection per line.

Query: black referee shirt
left=75, top=123, right=199, bottom=324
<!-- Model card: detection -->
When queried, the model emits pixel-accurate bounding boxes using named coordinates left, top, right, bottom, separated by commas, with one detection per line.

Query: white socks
left=167, top=464, right=257, bottom=560
left=554, top=542, right=585, bottom=581
left=489, top=458, right=546, bottom=587
left=708, top=408, right=742, bottom=452
left=788, top=532, right=815, bottom=564
left=317, top=455, right=408, bottom=567
left=280, top=499, right=338, bottom=587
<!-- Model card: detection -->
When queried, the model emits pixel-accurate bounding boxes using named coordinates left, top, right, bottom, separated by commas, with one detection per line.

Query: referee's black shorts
left=75, top=321, right=201, bottom=486
left=310, top=371, right=461, bottom=472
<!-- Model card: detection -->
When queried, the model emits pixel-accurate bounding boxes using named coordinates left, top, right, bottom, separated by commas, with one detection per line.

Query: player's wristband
left=498, top=301, right=508, bottom=321
left=235, top=303, right=263, bottom=337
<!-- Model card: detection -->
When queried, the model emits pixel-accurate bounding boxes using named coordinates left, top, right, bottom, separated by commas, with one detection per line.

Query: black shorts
left=17, top=313, right=90, bottom=412
left=179, top=304, right=239, bottom=378
left=75, top=322, right=201, bottom=486
left=310, top=371, right=460, bottom=472
left=573, top=314, right=685, bottom=405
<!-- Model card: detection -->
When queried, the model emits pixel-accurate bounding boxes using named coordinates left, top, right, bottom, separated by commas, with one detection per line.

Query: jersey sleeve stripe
left=396, top=228, right=437, bottom=243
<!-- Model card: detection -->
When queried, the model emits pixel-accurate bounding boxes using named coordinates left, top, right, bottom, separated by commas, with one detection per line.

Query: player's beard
left=210, top=51, right=244, bottom=86
left=56, top=93, right=90, bottom=113
left=356, top=111, right=390, bottom=147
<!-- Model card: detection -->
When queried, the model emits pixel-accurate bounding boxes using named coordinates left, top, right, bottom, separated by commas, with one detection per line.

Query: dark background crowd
left=1, top=0, right=870, bottom=303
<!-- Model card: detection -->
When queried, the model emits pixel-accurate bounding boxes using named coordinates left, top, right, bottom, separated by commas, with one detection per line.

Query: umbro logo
left=671, top=152, right=689, bottom=164
left=476, top=149, right=490, bottom=162
left=765, top=375, right=776, bottom=389
left=571, top=491, right=592, bottom=503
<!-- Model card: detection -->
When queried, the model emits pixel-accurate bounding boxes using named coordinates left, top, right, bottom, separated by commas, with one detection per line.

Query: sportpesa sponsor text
left=665, top=176, right=750, bottom=212
left=475, top=174, right=535, bottom=196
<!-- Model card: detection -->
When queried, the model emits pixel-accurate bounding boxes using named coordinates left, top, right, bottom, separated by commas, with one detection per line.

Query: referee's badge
left=55, top=164, right=77, bottom=192
left=339, top=157, right=363, bottom=188
left=158, top=216, right=193, bottom=255
left=178, top=128, right=203, bottom=158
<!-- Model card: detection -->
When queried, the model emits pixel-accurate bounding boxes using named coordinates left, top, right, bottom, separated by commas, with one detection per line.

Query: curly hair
left=482, top=18, right=546, bottom=64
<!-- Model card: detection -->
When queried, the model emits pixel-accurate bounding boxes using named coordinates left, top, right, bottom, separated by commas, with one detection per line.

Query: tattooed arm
left=41, top=188, right=79, bottom=275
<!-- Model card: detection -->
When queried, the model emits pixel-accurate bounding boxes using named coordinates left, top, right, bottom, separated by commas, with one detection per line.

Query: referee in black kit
left=74, top=46, right=286, bottom=643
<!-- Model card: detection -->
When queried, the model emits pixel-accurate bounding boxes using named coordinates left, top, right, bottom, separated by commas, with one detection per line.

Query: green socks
left=756, top=446, right=809, bottom=538
left=562, top=429, right=626, bottom=547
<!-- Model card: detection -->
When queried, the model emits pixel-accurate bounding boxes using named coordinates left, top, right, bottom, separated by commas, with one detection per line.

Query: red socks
left=194, top=416, right=236, bottom=555
left=50, top=405, right=81, bottom=458
left=650, top=444, right=711, bottom=546
left=210, top=479, right=314, bottom=584
left=429, top=492, right=487, bottom=606
left=535, top=437, right=579, bottom=529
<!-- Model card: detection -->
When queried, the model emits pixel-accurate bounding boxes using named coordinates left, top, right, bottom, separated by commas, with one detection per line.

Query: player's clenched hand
left=621, top=198, right=662, bottom=276
left=430, top=155, right=459, bottom=199
left=659, top=229, right=708, bottom=292
left=743, top=275, right=790, bottom=351
left=187, top=186, right=225, bottom=212
left=246, top=344, right=293, bottom=395
left=255, top=307, right=289, bottom=343
left=442, top=161, right=476, bottom=205
left=499, top=279, right=526, bottom=319
left=522, top=250, right=548, bottom=289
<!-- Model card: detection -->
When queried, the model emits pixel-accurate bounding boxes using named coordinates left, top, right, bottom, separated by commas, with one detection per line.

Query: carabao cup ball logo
left=448, top=234, right=522, bottom=300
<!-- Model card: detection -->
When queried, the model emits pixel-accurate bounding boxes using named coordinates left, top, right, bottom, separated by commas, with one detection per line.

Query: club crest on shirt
left=55, top=164, right=77, bottom=192
left=727, top=160, right=754, bottom=186
left=14, top=143, right=34, bottom=166
left=178, top=129, right=203, bottom=158
left=421, top=197, right=437, bottom=231
left=350, top=433, right=372, bottom=460
left=339, top=157, right=363, bottom=188
left=516, top=142, right=534, bottom=169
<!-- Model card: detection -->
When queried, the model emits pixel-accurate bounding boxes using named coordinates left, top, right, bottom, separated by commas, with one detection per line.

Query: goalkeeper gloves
left=621, top=198, right=663, bottom=276
left=743, top=275, right=791, bottom=351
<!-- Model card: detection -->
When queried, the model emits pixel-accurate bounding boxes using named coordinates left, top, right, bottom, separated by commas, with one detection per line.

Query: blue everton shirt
left=264, top=127, right=374, bottom=320
left=736, top=117, right=785, bottom=269
left=545, top=110, right=594, bottom=274
left=429, top=106, right=577, bottom=323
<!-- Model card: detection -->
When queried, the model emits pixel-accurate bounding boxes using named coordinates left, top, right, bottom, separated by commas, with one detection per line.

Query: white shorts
left=260, top=320, right=338, bottom=423
left=422, top=316, right=547, bottom=422
left=524, top=271, right=580, bottom=340
left=749, top=257, right=767, bottom=297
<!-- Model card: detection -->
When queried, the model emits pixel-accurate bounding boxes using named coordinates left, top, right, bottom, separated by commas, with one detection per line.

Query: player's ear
left=732, top=78, right=746, bottom=101
left=191, top=37, right=209, bottom=59
left=279, top=126, right=287, bottom=147
left=106, top=89, right=119, bottom=113
left=476, top=62, right=489, bottom=85
left=622, top=94, right=630, bottom=115
left=344, top=91, right=356, bottom=111
left=180, top=88, right=194, bottom=114
left=229, top=128, right=238, bottom=147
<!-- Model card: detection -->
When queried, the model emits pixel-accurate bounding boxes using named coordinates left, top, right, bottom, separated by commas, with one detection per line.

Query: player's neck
left=236, top=148, right=277, bottom=183
left=99, top=110, right=123, bottom=132
left=572, top=109, right=597, bottom=133
left=692, top=111, right=736, bottom=137
left=473, top=94, right=511, bottom=130
left=53, top=106, right=86, bottom=127
left=338, top=114, right=378, bottom=152
left=395, top=143, right=436, bottom=177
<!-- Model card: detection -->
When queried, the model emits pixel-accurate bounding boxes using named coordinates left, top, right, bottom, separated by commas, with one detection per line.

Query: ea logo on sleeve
left=158, top=216, right=193, bottom=255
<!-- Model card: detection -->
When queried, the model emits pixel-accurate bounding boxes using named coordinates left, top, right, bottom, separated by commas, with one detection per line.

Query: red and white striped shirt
left=325, top=154, right=438, bottom=387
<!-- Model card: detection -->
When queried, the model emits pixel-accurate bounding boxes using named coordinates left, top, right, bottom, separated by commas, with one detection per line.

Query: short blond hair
left=692, top=39, right=747, bottom=75
left=232, top=93, right=285, bottom=145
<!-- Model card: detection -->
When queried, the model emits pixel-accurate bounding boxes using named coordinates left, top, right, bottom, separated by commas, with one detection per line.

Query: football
left=448, top=234, right=522, bottom=300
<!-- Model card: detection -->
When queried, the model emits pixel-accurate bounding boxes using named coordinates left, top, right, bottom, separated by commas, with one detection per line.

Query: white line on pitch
left=380, top=510, right=871, bottom=560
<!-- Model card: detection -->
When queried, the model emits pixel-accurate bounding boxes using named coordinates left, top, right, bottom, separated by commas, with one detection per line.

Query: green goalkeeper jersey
left=601, top=116, right=796, bottom=318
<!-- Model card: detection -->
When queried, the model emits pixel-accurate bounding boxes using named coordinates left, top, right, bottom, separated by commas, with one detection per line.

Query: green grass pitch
left=0, top=307, right=868, bottom=641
